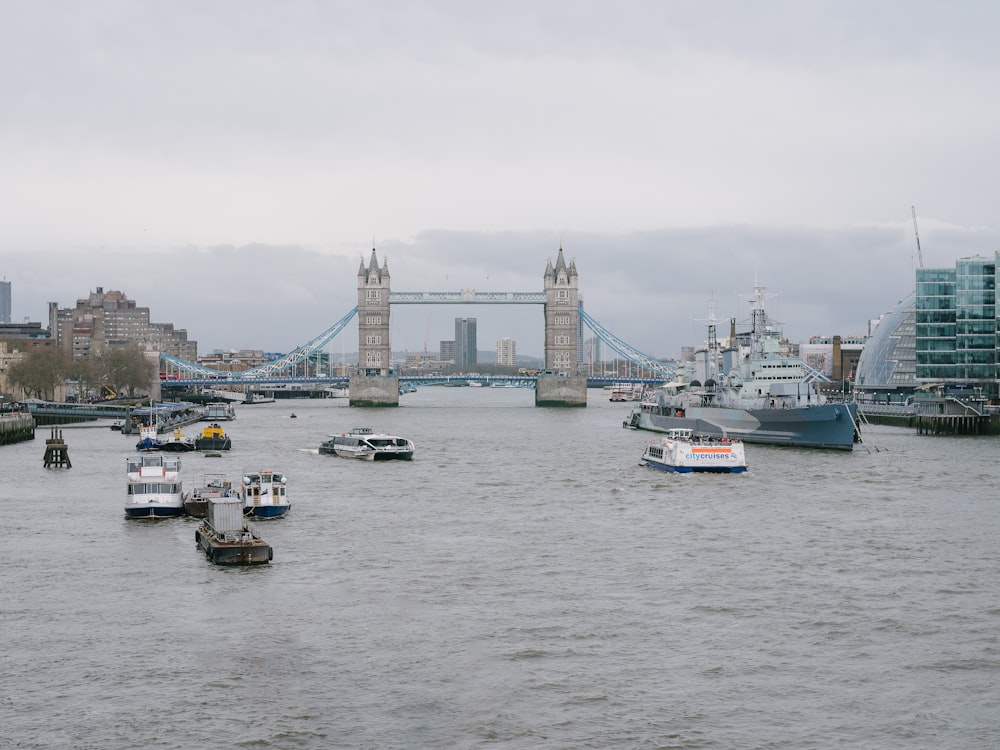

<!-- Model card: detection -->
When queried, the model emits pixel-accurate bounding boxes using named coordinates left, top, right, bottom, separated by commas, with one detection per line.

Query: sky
left=3, top=0, right=1000, bottom=360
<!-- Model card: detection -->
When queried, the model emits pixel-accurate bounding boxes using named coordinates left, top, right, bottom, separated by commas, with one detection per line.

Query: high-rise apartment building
left=48, top=287, right=197, bottom=361
left=0, top=279, right=11, bottom=324
left=439, top=340, right=455, bottom=363
left=496, top=336, right=516, bottom=367
left=454, top=317, right=477, bottom=369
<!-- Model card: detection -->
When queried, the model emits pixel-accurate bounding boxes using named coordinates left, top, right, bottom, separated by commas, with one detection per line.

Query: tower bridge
left=159, top=248, right=674, bottom=406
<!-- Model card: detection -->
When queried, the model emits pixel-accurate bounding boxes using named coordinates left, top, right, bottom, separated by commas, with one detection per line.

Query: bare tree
left=100, top=346, right=155, bottom=398
left=67, top=357, right=101, bottom=401
left=7, top=347, right=71, bottom=400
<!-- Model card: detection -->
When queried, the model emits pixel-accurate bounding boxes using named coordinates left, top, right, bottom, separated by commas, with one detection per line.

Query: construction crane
left=911, top=205, right=924, bottom=268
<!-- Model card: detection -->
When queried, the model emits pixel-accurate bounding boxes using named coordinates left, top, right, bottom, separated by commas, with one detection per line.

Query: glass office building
left=858, top=253, right=1000, bottom=399
left=913, top=254, right=997, bottom=394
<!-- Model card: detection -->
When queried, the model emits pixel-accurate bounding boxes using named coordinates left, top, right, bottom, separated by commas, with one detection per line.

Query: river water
left=3, top=388, right=999, bottom=749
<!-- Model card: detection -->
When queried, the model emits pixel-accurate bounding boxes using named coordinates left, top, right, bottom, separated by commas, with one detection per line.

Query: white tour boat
left=124, top=454, right=185, bottom=518
left=640, top=428, right=747, bottom=474
left=318, top=427, right=415, bottom=461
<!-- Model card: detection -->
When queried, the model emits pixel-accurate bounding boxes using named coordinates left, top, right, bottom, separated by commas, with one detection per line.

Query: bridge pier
left=534, top=375, right=588, bottom=407
left=349, top=375, right=399, bottom=407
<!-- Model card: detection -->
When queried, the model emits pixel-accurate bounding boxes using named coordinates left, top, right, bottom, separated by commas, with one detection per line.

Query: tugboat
left=134, top=422, right=163, bottom=452
left=195, top=496, right=272, bottom=565
left=195, top=423, right=232, bottom=451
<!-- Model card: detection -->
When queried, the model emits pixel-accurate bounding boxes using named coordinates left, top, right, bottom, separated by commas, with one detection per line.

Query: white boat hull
left=640, top=432, right=747, bottom=473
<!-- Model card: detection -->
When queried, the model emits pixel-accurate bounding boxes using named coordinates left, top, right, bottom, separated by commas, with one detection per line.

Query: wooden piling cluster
left=43, top=428, right=72, bottom=468
left=916, top=414, right=991, bottom=435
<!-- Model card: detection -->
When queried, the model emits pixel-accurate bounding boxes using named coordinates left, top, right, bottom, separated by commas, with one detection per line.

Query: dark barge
left=195, top=497, right=272, bottom=565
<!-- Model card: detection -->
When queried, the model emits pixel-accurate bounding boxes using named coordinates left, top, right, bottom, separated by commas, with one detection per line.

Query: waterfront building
left=855, top=293, right=917, bottom=399
left=800, top=335, right=865, bottom=381
left=496, top=336, right=516, bottom=367
left=439, top=340, right=455, bottom=364
left=914, top=255, right=997, bottom=396
left=454, top=318, right=477, bottom=369
left=0, top=321, right=48, bottom=340
left=858, top=253, right=1000, bottom=402
left=403, top=352, right=444, bottom=371
left=197, top=349, right=270, bottom=374
left=48, top=287, right=197, bottom=361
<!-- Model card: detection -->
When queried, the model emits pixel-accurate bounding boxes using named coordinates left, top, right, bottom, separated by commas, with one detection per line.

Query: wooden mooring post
left=43, top=427, right=71, bottom=468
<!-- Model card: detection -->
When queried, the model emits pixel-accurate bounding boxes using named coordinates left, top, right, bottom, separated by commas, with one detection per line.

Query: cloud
left=3, top=2, right=1000, bottom=360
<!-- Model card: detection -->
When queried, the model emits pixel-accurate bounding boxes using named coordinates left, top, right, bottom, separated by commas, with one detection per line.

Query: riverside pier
left=860, top=397, right=999, bottom=435
left=1, top=410, right=34, bottom=445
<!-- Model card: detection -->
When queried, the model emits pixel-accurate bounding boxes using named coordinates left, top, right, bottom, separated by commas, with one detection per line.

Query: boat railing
left=208, top=525, right=262, bottom=543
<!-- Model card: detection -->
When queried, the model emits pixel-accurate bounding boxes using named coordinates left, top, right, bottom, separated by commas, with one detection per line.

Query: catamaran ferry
left=319, top=427, right=415, bottom=461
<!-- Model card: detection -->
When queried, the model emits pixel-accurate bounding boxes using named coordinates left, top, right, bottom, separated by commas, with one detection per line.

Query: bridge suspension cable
left=160, top=307, right=359, bottom=378
left=578, top=306, right=675, bottom=379
left=161, top=303, right=670, bottom=382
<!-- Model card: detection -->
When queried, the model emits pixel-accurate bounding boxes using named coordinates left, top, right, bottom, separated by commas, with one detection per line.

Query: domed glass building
left=854, top=292, right=916, bottom=398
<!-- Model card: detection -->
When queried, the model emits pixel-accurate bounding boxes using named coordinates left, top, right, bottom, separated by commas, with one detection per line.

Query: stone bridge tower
left=351, top=248, right=398, bottom=406
left=357, top=248, right=391, bottom=375
left=543, top=247, right=579, bottom=375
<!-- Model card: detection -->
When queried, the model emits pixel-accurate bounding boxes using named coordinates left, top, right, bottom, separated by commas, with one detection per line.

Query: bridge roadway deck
left=388, top=291, right=547, bottom=304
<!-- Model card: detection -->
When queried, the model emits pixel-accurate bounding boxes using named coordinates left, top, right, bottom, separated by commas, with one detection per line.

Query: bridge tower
left=350, top=248, right=399, bottom=406
left=538, top=248, right=587, bottom=406
left=543, top=247, right=579, bottom=374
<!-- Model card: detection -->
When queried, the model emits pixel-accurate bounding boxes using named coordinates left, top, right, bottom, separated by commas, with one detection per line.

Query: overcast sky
left=3, top=1, right=1000, bottom=359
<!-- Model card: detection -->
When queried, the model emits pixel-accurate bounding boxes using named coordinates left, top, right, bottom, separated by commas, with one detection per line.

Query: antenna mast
left=911, top=205, right=924, bottom=268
